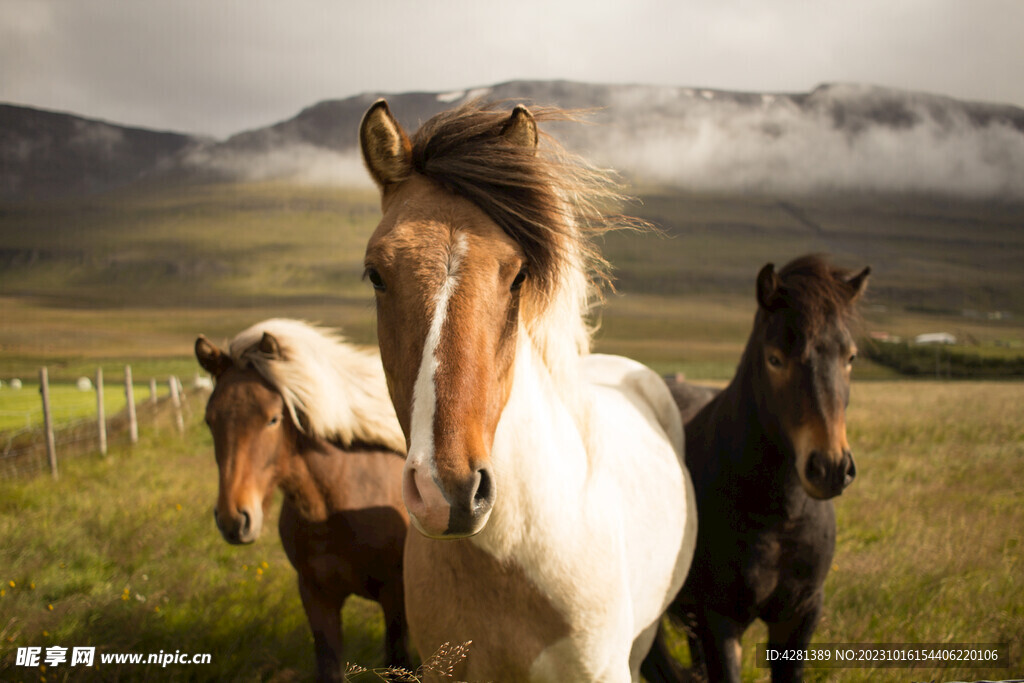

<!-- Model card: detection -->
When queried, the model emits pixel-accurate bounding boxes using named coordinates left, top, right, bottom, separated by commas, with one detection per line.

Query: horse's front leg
left=695, top=608, right=744, bottom=683
left=766, top=592, right=823, bottom=683
left=298, top=578, right=346, bottom=683
left=377, top=579, right=412, bottom=670
left=638, top=620, right=689, bottom=683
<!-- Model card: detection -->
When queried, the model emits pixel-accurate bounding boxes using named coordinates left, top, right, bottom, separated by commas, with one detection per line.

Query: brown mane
left=407, top=99, right=646, bottom=298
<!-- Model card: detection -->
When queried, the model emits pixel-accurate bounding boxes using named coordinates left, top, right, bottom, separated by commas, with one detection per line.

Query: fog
left=590, top=85, right=1024, bottom=198
left=182, top=143, right=371, bottom=187
left=179, top=83, right=1024, bottom=199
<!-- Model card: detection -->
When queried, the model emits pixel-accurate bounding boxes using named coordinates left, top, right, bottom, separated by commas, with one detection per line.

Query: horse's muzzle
left=213, top=506, right=260, bottom=544
left=403, top=463, right=494, bottom=539
left=804, top=449, right=856, bottom=499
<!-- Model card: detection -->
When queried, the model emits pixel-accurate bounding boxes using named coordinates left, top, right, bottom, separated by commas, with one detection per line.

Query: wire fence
left=0, top=372, right=209, bottom=479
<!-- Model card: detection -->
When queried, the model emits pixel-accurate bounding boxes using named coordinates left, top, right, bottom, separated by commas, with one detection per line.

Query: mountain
left=3, top=81, right=1024, bottom=199
left=0, top=104, right=203, bottom=200
left=178, top=80, right=1024, bottom=199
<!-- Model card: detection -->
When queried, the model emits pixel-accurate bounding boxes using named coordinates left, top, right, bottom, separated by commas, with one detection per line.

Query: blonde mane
left=228, top=319, right=406, bottom=455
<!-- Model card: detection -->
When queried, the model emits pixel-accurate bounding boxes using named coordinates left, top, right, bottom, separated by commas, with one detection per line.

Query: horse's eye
left=364, top=267, right=386, bottom=292
left=267, top=415, right=281, bottom=427
left=510, top=269, right=527, bottom=292
left=767, top=354, right=784, bottom=368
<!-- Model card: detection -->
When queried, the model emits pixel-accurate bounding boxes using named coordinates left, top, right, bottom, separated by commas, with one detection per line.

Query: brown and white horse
left=196, top=319, right=411, bottom=681
left=359, top=99, right=697, bottom=681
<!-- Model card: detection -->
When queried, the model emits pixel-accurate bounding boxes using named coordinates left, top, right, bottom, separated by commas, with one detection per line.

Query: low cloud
left=587, top=85, right=1024, bottom=198
left=178, top=84, right=1024, bottom=199
left=182, top=143, right=373, bottom=188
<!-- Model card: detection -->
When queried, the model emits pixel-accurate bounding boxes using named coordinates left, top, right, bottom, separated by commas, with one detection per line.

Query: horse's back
left=582, top=354, right=684, bottom=458
left=663, top=376, right=721, bottom=425
left=580, top=354, right=697, bottom=676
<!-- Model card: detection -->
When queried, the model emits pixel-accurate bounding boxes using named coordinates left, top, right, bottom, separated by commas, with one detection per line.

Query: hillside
left=177, top=80, right=1024, bottom=198
left=4, top=80, right=1024, bottom=199
left=1, top=80, right=1022, bottom=376
left=0, top=182, right=1021, bottom=382
left=0, top=104, right=203, bottom=200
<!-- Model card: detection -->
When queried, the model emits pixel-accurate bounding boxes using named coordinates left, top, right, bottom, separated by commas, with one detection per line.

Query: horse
left=194, top=319, right=412, bottom=681
left=358, top=98, right=697, bottom=682
left=642, top=254, right=870, bottom=683
left=663, top=376, right=720, bottom=425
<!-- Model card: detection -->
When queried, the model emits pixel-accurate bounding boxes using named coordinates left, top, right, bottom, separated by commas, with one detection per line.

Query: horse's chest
left=743, top=518, right=836, bottom=620
left=279, top=502, right=405, bottom=600
left=404, top=533, right=572, bottom=680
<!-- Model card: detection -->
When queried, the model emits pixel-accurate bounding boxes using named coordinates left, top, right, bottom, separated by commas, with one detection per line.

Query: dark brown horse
left=643, top=254, right=870, bottom=683
left=195, top=319, right=411, bottom=682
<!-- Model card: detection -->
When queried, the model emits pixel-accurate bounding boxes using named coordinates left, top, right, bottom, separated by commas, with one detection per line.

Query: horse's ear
left=360, top=99, right=412, bottom=189
left=258, top=332, right=283, bottom=359
left=500, top=104, right=538, bottom=150
left=195, top=336, right=231, bottom=378
left=846, top=266, right=871, bottom=300
left=756, top=263, right=780, bottom=311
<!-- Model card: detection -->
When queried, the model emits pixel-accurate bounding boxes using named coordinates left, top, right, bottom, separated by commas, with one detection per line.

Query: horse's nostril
left=239, top=509, right=251, bottom=533
left=843, top=451, right=857, bottom=488
left=806, top=451, right=828, bottom=485
left=403, top=467, right=424, bottom=509
left=474, top=467, right=493, bottom=509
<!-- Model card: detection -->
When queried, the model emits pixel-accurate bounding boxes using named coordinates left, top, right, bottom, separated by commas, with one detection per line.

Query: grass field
left=1, top=181, right=1022, bottom=387
left=1, top=180, right=1023, bottom=680
left=0, top=383, right=173, bottom=434
left=0, top=411, right=389, bottom=682
left=0, top=380, right=1021, bottom=681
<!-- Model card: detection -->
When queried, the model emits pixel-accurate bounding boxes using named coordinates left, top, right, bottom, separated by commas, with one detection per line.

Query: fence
left=0, top=366, right=209, bottom=479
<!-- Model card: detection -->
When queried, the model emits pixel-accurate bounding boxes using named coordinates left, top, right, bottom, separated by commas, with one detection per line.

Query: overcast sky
left=2, top=0, right=1022, bottom=138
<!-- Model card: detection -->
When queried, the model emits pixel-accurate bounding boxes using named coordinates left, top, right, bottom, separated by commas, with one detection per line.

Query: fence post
left=170, top=376, right=184, bottom=435
left=39, top=367, right=58, bottom=480
left=149, top=378, right=158, bottom=405
left=125, top=365, right=138, bottom=444
left=96, top=367, right=107, bottom=456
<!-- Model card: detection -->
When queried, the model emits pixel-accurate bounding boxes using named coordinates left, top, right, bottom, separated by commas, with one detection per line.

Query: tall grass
left=0, top=416, right=387, bottom=681
left=1, top=381, right=1021, bottom=681
left=659, top=381, right=1024, bottom=681
left=0, top=384, right=170, bottom=433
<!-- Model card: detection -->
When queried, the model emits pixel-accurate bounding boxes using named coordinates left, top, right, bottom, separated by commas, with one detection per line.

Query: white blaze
left=407, top=233, right=468, bottom=471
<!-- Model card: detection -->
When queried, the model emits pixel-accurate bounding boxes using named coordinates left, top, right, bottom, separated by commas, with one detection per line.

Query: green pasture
left=2, top=181, right=1022, bottom=384
left=1, top=180, right=1023, bottom=679
left=0, top=381, right=1021, bottom=681
left=0, top=382, right=173, bottom=433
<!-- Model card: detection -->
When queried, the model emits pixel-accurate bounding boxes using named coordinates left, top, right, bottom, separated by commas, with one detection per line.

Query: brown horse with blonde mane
left=643, top=254, right=870, bottom=683
left=195, top=319, right=411, bottom=682
left=360, top=99, right=695, bottom=681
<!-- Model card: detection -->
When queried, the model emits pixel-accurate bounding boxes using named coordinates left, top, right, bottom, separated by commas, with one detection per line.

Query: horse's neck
left=474, top=336, right=591, bottom=559
left=701, top=364, right=805, bottom=513
left=277, top=435, right=349, bottom=522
